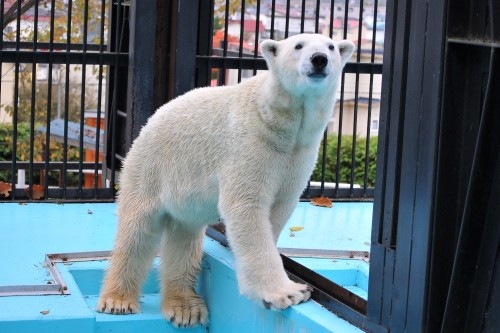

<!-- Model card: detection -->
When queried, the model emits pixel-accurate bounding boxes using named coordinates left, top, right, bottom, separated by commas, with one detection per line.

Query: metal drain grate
left=0, top=251, right=111, bottom=297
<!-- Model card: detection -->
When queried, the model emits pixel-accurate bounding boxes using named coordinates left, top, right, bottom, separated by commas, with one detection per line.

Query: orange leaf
left=310, top=196, right=333, bottom=208
left=24, top=184, right=45, bottom=200
left=0, top=181, right=12, bottom=197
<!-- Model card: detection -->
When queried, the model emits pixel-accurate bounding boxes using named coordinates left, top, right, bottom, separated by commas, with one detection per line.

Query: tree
left=2, top=0, right=106, bottom=124
left=311, top=135, right=378, bottom=188
left=214, top=0, right=258, bottom=28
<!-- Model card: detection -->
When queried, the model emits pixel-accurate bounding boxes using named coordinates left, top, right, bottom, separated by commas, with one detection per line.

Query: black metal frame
left=430, top=1, right=500, bottom=332
left=369, top=0, right=500, bottom=332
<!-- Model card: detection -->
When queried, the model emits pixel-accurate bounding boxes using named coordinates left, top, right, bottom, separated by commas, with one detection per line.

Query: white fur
left=96, top=33, right=354, bottom=327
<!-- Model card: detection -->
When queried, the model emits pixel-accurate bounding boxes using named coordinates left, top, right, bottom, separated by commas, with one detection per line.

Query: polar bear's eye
left=295, top=44, right=303, bottom=50
left=329, top=45, right=335, bottom=51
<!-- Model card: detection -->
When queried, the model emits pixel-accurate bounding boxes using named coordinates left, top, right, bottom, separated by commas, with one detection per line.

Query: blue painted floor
left=278, top=201, right=372, bottom=253
left=0, top=202, right=369, bottom=333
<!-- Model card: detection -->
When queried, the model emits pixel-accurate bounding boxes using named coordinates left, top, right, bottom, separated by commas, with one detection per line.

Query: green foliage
left=0, top=122, right=80, bottom=161
left=0, top=122, right=80, bottom=184
left=311, top=135, right=378, bottom=188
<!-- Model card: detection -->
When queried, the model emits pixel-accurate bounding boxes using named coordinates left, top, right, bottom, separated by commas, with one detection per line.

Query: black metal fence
left=0, top=0, right=383, bottom=201
left=0, top=0, right=127, bottom=201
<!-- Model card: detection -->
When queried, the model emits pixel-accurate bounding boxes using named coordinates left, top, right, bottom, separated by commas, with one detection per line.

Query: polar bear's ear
left=260, top=39, right=279, bottom=63
left=337, top=40, right=355, bottom=66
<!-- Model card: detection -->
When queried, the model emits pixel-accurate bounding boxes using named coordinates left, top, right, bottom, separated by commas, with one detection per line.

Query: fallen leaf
left=87, top=209, right=93, bottom=214
left=40, top=310, right=50, bottom=315
left=310, top=196, right=333, bottom=208
left=289, top=226, right=304, bottom=232
left=0, top=181, right=12, bottom=197
left=24, top=184, right=44, bottom=200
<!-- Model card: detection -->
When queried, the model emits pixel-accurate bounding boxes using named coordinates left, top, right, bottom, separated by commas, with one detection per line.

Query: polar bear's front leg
left=270, top=199, right=300, bottom=243
left=219, top=200, right=312, bottom=310
left=160, top=223, right=208, bottom=327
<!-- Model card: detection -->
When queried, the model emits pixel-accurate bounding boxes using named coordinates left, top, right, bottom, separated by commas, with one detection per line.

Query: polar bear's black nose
left=311, top=52, right=328, bottom=70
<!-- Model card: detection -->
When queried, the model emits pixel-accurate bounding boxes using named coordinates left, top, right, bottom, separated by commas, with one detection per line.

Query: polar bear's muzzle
left=308, top=52, right=329, bottom=79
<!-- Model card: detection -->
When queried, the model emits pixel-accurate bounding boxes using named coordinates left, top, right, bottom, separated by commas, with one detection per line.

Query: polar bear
left=97, top=33, right=354, bottom=327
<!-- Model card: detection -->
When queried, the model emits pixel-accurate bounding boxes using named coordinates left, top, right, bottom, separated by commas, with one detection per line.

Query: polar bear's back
left=118, top=74, right=267, bottom=219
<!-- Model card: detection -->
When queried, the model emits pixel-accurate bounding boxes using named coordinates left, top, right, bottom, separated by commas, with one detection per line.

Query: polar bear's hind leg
left=97, top=205, right=163, bottom=314
left=160, top=223, right=208, bottom=327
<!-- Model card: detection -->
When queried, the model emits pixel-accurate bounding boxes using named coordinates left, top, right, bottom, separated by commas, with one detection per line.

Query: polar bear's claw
left=162, top=293, right=208, bottom=327
left=96, top=296, right=140, bottom=315
left=259, top=282, right=313, bottom=310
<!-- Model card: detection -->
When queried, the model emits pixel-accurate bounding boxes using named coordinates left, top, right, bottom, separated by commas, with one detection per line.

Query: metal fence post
left=125, top=0, right=157, bottom=148
left=168, top=0, right=201, bottom=99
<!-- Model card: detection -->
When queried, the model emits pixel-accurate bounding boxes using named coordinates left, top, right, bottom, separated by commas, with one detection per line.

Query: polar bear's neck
left=257, top=73, right=337, bottom=149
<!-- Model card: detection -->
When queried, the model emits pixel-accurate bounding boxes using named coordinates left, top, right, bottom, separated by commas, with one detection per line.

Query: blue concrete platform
left=0, top=202, right=369, bottom=333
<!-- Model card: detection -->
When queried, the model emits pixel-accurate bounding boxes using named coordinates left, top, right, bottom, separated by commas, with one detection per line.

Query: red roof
left=229, top=19, right=266, bottom=33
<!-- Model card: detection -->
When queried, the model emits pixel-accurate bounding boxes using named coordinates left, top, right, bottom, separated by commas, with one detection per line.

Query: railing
left=0, top=0, right=128, bottom=201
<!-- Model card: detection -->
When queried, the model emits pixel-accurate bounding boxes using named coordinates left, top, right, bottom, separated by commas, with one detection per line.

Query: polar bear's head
left=260, top=34, right=355, bottom=95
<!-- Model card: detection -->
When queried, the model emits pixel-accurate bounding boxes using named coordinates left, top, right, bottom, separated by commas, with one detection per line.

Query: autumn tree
left=2, top=0, right=106, bottom=124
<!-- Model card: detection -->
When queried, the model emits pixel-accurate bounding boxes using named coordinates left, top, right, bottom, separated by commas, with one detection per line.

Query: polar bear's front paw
left=260, top=282, right=313, bottom=310
left=96, top=295, right=140, bottom=315
left=162, top=292, right=209, bottom=327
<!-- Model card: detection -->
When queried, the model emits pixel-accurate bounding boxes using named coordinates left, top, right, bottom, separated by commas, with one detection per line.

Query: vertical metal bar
left=62, top=0, right=74, bottom=198
left=11, top=0, right=23, bottom=199
left=315, top=0, right=320, bottom=33
left=94, top=0, right=109, bottom=195
left=270, top=0, right=276, bottom=40
left=368, top=0, right=414, bottom=325
left=252, top=0, right=261, bottom=76
left=168, top=0, right=198, bottom=97
left=28, top=0, right=40, bottom=198
left=350, top=75, right=359, bottom=195
left=334, top=0, right=350, bottom=197
left=349, top=0, right=364, bottom=196
left=363, top=0, right=380, bottom=195
left=319, top=130, right=327, bottom=195
left=237, top=0, right=246, bottom=83
left=78, top=0, right=90, bottom=197
left=44, top=0, right=57, bottom=198
left=109, top=0, right=123, bottom=190
left=197, top=0, right=214, bottom=88
left=300, top=0, right=305, bottom=34
left=285, top=0, right=290, bottom=38
left=335, top=74, right=345, bottom=197
left=94, top=0, right=107, bottom=195
left=364, top=73, right=374, bottom=194
left=371, top=0, right=381, bottom=62
left=328, top=0, right=335, bottom=38
left=343, top=0, right=349, bottom=39
left=219, top=0, right=230, bottom=85
left=0, top=1, right=3, bottom=181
